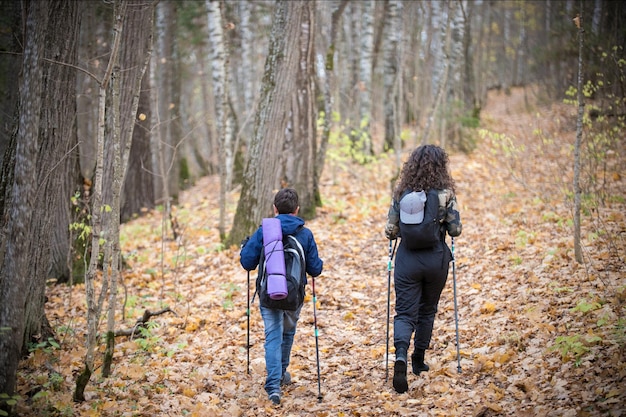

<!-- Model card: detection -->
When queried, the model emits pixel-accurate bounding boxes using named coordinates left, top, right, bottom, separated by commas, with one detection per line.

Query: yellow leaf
left=494, top=350, right=513, bottom=364
left=182, top=387, right=196, bottom=397
left=185, top=320, right=200, bottom=332
left=481, top=302, right=497, bottom=314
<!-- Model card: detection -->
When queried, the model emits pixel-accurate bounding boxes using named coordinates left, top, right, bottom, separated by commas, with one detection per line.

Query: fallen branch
left=114, top=307, right=176, bottom=338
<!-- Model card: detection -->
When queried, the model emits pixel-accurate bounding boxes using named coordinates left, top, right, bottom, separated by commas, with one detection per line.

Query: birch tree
left=421, top=0, right=454, bottom=145
left=382, top=0, right=402, bottom=152
left=356, top=0, right=375, bottom=156
left=207, top=0, right=235, bottom=240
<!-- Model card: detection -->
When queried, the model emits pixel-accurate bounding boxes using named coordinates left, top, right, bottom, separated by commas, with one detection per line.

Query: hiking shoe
left=392, top=360, right=408, bottom=393
left=411, top=350, right=430, bottom=375
left=280, top=371, right=292, bottom=386
left=269, top=393, right=281, bottom=405
left=412, top=361, right=430, bottom=375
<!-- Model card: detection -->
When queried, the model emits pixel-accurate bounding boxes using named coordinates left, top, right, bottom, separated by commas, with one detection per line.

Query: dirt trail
left=19, top=87, right=625, bottom=416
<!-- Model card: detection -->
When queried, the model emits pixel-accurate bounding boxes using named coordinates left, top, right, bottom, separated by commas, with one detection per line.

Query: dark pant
left=393, top=241, right=451, bottom=355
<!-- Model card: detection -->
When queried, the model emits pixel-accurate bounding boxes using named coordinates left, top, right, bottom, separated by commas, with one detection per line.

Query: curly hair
left=393, top=145, right=455, bottom=201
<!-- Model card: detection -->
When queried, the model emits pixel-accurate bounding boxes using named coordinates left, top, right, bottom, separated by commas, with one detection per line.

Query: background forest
left=0, top=0, right=624, bottom=416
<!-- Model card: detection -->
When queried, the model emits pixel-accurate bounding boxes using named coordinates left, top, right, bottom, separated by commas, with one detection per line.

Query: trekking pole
left=247, top=270, right=250, bottom=374
left=385, top=239, right=398, bottom=382
left=451, top=237, right=462, bottom=373
left=311, top=276, right=323, bottom=402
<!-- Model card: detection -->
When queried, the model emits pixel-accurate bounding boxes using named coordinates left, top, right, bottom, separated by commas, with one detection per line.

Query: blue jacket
left=240, top=214, right=323, bottom=278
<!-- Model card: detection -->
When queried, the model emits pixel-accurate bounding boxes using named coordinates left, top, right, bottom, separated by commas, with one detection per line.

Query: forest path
left=23, top=87, right=624, bottom=416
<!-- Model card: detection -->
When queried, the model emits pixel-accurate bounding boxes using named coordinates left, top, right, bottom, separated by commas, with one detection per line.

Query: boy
left=240, top=188, right=324, bottom=405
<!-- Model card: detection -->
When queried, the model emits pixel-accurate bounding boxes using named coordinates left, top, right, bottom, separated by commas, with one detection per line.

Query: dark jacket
left=240, top=214, right=323, bottom=279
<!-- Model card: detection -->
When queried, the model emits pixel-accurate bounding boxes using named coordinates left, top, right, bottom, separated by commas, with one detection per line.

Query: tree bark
left=283, top=0, right=317, bottom=218
left=383, top=0, right=402, bottom=152
left=573, top=13, right=584, bottom=264
left=104, top=0, right=154, bottom=379
left=206, top=0, right=233, bottom=240
left=229, top=0, right=314, bottom=246
left=356, top=0, right=374, bottom=156
left=121, top=73, right=154, bottom=222
left=0, top=1, right=80, bottom=409
left=0, top=1, right=22, bottom=160
left=0, top=1, right=47, bottom=403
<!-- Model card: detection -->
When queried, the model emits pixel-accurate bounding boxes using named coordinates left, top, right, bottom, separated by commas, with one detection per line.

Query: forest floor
left=16, top=86, right=625, bottom=417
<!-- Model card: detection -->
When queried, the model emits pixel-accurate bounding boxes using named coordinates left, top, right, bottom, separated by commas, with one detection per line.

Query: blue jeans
left=260, top=305, right=302, bottom=396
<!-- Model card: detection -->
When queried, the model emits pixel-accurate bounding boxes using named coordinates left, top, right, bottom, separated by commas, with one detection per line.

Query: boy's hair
left=274, top=188, right=299, bottom=214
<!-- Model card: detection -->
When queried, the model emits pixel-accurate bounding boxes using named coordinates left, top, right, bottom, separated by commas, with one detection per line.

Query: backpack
left=255, top=221, right=307, bottom=311
left=398, top=189, right=444, bottom=250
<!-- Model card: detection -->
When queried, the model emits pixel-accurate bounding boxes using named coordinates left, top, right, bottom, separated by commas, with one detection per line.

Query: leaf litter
left=17, top=87, right=625, bottom=416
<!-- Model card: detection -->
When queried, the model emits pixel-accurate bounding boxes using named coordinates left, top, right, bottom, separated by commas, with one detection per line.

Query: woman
left=384, top=144, right=462, bottom=393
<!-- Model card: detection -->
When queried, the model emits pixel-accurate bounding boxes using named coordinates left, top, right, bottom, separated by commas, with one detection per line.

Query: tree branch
left=114, top=307, right=176, bottom=338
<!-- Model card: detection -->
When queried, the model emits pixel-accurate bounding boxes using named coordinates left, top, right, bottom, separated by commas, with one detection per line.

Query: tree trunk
left=283, top=0, right=317, bottom=218
left=76, top=0, right=153, bottom=399
left=315, top=0, right=348, bottom=197
left=75, top=5, right=120, bottom=401
left=573, top=13, right=584, bottom=264
left=0, top=1, right=47, bottom=404
left=421, top=1, right=454, bottom=145
left=104, top=0, right=154, bottom=379
left=229, top=0, right=314, bottom=246
left=121, top=73, right=154, bottom=222
left=206, top=0, right=232, bottom=240
left=0, top=1, right=22, bottom=160
left=0, top=0, right=79, bottom=407
left=355, top=0, right=374, bottom=156
left=154, top=0, right=180, bottom=211
left=383, top=0, right=401, bottom=152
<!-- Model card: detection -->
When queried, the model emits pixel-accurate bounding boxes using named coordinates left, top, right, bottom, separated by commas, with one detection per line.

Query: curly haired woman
left=384, top=144, right=462, bottom=393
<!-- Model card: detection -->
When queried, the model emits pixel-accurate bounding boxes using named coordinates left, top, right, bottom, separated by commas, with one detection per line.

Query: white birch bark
left=383, top=0, right=402, bottom=152
left=357, top=0, right=374, bottom=155
left=206, top=0, right=233, bottom=239
left=421, top=1, right=454, bottom=145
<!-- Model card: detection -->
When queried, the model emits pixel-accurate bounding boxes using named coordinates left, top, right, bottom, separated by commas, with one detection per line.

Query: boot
left=392, top=360, right=408, bottom=393
left=411, top=349, right=430, bottom=375
left=392, top=347, right=408, bottom=393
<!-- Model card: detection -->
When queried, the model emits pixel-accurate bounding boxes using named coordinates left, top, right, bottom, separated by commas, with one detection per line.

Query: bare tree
left=573, top=13, right=584, bottom=263
left=75, top=0, right=153, bottom=400
left=152, top=0, right=181, bottom=240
